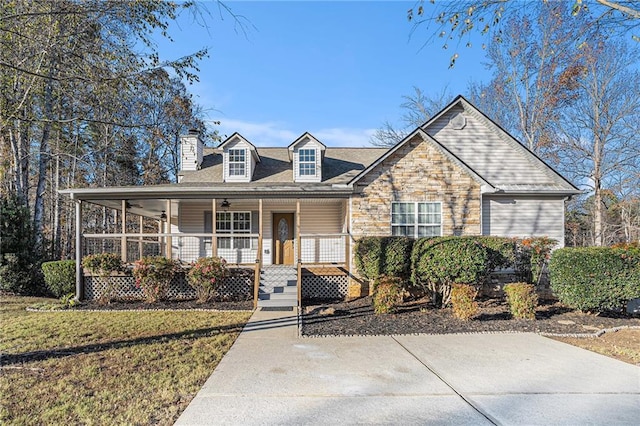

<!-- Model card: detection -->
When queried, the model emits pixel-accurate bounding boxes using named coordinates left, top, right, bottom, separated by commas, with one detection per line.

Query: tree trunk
left=33, top=77, right=54, bottom=252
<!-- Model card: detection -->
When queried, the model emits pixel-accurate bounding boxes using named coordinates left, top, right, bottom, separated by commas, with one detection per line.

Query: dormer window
left=298, top=149, right=316, bottom=176
left=228, top=149, right=246, bottom=176
left=288, top=132, right=325, bottom=183
left=219, top=133, right=260, bottom=183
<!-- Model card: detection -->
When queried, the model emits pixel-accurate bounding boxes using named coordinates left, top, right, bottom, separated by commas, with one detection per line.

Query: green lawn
left=0, top=296, right=252, bottom=425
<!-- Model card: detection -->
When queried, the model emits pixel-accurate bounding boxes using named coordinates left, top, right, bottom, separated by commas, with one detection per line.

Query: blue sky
left=158, top=1, right=492, bottom=147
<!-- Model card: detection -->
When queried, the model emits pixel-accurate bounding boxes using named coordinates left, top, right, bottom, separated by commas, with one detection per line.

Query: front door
left=273, top=213, right=294, bottom=265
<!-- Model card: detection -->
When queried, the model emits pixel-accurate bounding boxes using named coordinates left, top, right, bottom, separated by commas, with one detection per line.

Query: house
left=61, top=95, right=580, bottom=306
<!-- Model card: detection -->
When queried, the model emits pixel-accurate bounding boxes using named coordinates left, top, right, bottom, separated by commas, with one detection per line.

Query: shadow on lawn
left=0, top=322, right=248, bottom=366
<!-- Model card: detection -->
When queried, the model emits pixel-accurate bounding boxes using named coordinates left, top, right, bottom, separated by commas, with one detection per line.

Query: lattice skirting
left=84, top=270, right=253, bottom=301
left=302, top=274, right=348, bottom=299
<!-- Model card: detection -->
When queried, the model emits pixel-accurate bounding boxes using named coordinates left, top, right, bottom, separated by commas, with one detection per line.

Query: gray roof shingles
left=180, top=147, right=388, bottom=185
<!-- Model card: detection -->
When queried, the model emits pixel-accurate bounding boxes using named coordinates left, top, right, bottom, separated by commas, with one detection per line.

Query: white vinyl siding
left=391, top=202, right=442, bottom=238
left=179, top=134, right=203, bottom=172
left=426, top=105, right=558, bottom=187
left=292, top=138, right=322, bottom=182
left=222, top=138, right=255, bottom=182
left=482, top=196, right=565, bottom=246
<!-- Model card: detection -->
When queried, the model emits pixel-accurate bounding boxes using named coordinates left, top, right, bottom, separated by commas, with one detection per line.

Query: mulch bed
left=301, top=296, right=640, bottom=336
left=73, top=299, right=253, bottom=311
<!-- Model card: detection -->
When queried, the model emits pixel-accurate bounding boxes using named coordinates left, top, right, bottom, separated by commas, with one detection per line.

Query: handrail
left=84, top=232, right=259, bottom=238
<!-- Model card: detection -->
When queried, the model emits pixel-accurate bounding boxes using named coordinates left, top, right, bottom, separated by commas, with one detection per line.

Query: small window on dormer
left=298, top=148, right=316, bottom=176
left=228, top=149, right=245, bottom=176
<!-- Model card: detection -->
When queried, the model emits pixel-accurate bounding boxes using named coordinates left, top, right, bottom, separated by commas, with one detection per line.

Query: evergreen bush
left=42, top=260, right=76, bottom=297
left=372, top=275, right=404, bottom=314
left=450, top=283, right=479, bottom=320
left=354, top=236, right=414, bottom=280
left=411, top=237, right=490, bottom=307
left=550, top=247, right=640, bottom=312
left=503, top=282, right=538, bottom=319
left=0, top=194, right=41, bottom=294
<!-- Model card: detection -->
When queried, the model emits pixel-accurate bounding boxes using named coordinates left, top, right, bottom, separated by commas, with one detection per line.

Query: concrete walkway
left=176, top=309, right=640, bottom=425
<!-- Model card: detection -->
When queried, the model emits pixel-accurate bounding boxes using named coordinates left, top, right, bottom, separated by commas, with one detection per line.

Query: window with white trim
left=216, top=211, right=252, bottom=249
left=391, top=202, right=442, bottom=237
left=298, top=148, right=316, bottom=176
left=228, top=149, right=246, bottom=177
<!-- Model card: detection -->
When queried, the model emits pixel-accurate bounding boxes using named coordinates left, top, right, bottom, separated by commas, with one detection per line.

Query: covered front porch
left=62, top=185, right=354, bottom=306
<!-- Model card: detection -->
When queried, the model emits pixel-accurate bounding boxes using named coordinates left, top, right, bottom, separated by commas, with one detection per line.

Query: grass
left=552, top=329, right=640, bottom=366
left=0, top=296, right=252, bottom=425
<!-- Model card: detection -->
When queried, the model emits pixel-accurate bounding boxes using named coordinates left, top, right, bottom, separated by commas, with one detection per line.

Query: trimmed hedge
left=550, top=247, right=640, bottom=312
left=372, top=275, right=404, bottom=314
left=503, top=282, right=537, bottom=319
left=354, top=236, right=414, bottom=281
left=41, top=260, right=76, bottom=297
left=411, top=237, right=490, bottom=307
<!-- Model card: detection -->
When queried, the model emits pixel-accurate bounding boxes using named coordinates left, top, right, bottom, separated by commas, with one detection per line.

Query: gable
left=350, top=132, right=482, bottom=237
left=353, top=131, right=482, bottom=190
left=349, top=128, right=491, bottom=190
left=422, top=97, right=579, bottom=193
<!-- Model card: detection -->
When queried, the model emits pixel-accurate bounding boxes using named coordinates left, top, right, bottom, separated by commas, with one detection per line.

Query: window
left=391, top=202, right=441, bottom=238
left=298, top=148, right=316, bottom=176
left=228, top=149, right=245, bottom=177
left=216, top=211, right=252, bottom=249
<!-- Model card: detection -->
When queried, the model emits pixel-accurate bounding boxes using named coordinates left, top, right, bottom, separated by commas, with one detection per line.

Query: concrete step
left=257, top=298, right=298, bottom=308
left=259, top=285, right=297, bottom=295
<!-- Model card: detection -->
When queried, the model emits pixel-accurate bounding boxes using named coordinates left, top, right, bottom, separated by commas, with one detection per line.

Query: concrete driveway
left=176, top=310, right=640, bottom=425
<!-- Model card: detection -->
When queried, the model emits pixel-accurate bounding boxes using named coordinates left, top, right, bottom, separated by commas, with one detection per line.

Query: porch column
left=165, top=199, right=172, bottom=259
left=158, top=219, right=163, bottom=257
left=344, top=198, right=350, bottom=273
left=121, top=200, right=127, bottom=263
left=211, top=199, right=217, bottom=257
left=296, top=199, right=301, bottom=262
left=138, top=215, right=144, bottom=260
left=296, top=199, right=302, bottom=307
left=257, top=198, right=263, bottom=264
left=75, top=200, right=83, bottom=300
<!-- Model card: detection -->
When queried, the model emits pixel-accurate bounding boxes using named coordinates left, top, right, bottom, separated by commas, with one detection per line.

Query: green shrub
left=381, top=237, right=414, bottom=278
left=451, top=283, right=478, bottom=320
left=41, top=260, right=76, bottom=297
left=133, top=256, right=180, bottom=303
left=372, top=276, right=404, bottom=314
left=355, top=236, right=414, bottom=281
left=187, top=257, right=228, bottom=303
left=475, top=236, right=518, bottom=270
left=81, top=253, right=124, bottom=277
left=503, top=282, right=538, bottom=319
left=550, top=247, right=640, bottom=312
left=0, top=194, right=41, bottom=294
left=354, top=237, right=382, bottom=281
left=411, top=237, right=490, bottom=307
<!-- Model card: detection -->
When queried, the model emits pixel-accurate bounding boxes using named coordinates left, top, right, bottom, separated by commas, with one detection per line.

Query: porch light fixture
left=221, top=199, right=230, bottom=211
left=160, top=210, right=167, bottom=221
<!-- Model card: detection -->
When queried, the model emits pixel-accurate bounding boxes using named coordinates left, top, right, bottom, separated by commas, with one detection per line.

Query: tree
left=407, top=0, right=640, bottom=67
left=370, top=86, right=453, bottom=147
left=466, top=3, right=587, bottom=154
left=553, top=39, right=640, bottom=246
left=0, top=0, right=218, bottom=263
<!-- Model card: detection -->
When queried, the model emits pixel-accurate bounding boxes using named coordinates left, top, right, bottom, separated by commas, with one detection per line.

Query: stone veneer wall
left=348, top=133, right=482, bottom=296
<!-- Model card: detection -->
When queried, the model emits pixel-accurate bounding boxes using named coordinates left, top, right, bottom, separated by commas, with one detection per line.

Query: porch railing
left=82, top=232, right=349, bottom=266
left=83, top=233, right=259, bottom=265
left=299, top=233, right=348, bottom=264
